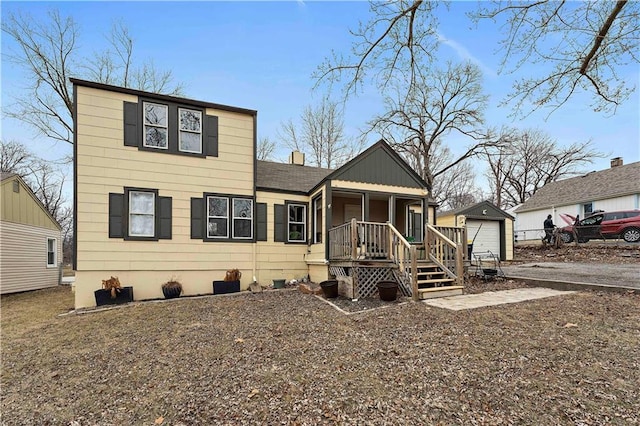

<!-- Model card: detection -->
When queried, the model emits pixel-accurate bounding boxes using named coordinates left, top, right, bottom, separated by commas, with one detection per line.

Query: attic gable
left=328, top=141, right=428, bottom=189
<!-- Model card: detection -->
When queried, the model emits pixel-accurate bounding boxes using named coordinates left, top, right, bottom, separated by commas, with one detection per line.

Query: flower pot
left=94, top=286, right=134, bottom=306
left=162, top=286, right=182, bottom=299
left=213, top=280, right=240, bottom=294
left=320, top=280, right=339, bottom=298
left=377, top=281, right=398, bottom=301
left=273, top=279, right=286, bottom=289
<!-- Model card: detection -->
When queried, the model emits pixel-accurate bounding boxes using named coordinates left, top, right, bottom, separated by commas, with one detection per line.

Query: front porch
left=327, top=219, right=467, bottom=300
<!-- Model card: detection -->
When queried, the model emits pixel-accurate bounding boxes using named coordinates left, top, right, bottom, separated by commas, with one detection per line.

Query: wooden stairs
left=413, top=260, right=463, bottom=300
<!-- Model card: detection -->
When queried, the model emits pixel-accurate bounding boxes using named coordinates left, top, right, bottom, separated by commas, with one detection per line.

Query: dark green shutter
left=274, top=204, right=285, bottom=242
left=109, top=193, right=124, bottom=238
left=191, top=197, right=204, bottom=239
left=123, top=102, right=138, bottom=147
left=205, top=115, right=219, bottom=157
left=256, top=203, right=267, bottom=241
left=158, top=196, right=172, bottom=239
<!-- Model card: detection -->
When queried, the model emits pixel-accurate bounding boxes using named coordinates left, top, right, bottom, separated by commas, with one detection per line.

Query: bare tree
left=1, top=139, right=73, bottom=261
left=368, top=62, right=500, bottom=192
left=430, top=146, right=479, bottom=211
left=472, top=1, right=640, bottom=115
left=0, top=139, right=33, bottom=176
left=2, top=9, right=185, bottom=145
left=315, top=1, right=639, bottom=115
left=278, top=96, right=362, bottom=168
left=257, top=137, right=276, bottom=161
left=482, top=128, right=605, bottom=208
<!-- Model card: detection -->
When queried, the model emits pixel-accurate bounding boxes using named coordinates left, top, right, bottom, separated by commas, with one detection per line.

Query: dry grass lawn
left=1, top=286, right=639, bottom=425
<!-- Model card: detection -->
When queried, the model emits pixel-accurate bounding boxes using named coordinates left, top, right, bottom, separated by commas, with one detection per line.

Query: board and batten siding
left=1, top=177, right=60, bottom=230
left=74, top=85, right=256, bottom=308
left=255, top=191, right=309, bottom=284
left=1, top=221, right=61, bottom=294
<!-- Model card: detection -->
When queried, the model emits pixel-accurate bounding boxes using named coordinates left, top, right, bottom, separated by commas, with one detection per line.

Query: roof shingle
left=256, top=161, right=333, bottom=193
left=516, top=161, right=640, bottom=212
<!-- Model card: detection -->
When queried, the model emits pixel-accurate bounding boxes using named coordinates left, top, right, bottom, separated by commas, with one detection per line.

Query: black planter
left=376, top=281, right=398, bottom=302
left=94, top=286, right=133, bottom=306
left=320, top=280, right=339, bottom=298
left=162, top=286, right=182, bottom=299
left=213, top=280, right=240, bottom=294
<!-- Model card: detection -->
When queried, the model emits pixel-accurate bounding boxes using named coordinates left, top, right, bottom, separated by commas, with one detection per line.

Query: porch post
left=350, top=217, right=358, bottom=260
left=363, top=193, right=370, bottom=221
left=411, top=245, right=419, bottom=301
left=324, top=183, right=332, bottom=261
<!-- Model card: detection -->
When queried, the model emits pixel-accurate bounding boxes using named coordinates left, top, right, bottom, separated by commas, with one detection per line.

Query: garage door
left=467, top=220, right=500, bottom=259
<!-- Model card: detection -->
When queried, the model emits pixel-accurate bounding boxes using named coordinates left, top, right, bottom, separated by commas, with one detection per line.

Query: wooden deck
left=328, top=219, right=466, bottom=300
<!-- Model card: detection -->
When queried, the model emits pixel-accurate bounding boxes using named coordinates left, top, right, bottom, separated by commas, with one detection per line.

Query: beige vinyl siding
left=306, top=187, right=329, bottom=282
left=0, top=221, right=61, bottom=294
left=505, top=218, right=514, bottom=261
left=1, top=178, right=60, bottom=230
left=75, top=85, right=256, bottom=308
left=331, top=180, right=428, bottom=197
left=255, top=191, right=309, bottom=284
left=436, top=214, right=456, bottom=227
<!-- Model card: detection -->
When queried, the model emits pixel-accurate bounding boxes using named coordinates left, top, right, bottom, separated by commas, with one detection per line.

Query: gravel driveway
left=2, top=286, right=639, bottom=425
left=502, top=262, right=640, bottom=289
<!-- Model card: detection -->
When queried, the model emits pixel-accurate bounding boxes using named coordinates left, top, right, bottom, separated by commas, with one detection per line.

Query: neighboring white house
left=514, top=159, right=640, bottom=242
left=1, top=172, right=62, bottom=294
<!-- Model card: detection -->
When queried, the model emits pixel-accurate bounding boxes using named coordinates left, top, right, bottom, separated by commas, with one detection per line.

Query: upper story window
left=124, top=99, right=217, bottom=158
left=143, top=103, right=168, bottom=149
left=288, top=203, right=306, bottom=243
left=179, top=108, right=202, bottom=154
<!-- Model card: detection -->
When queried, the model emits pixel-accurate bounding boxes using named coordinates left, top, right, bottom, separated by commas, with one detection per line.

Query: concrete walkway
left=501, top=262, right=639, bottom=290
left=423, top=288, right=575, bottom=311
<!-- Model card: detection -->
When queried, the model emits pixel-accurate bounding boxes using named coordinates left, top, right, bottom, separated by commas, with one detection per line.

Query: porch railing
left=387, top=223, right=419, bottom=300
left=327, top=219, right=466, bottom=299
left=425, top=224, right=464, bottom=286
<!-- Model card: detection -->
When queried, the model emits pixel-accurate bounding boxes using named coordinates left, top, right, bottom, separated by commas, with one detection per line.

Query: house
left=1, top=172, right=62, bottom=294
left=514, top=159, right=640, bottom=242
left=437, top=201, right=514, bottom=261
left=72, top=79, right=464, bottom=308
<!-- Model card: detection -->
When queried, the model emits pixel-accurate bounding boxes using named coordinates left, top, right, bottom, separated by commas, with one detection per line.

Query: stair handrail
left=387, top=223, right=418, bottom=300
left=425, top=223, right=464, bottom=286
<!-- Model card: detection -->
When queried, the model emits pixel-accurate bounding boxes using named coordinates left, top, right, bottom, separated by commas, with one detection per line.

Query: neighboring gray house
left=514, top=159, right=640, bottom=241
left=1, top=172, right=62, bottom=294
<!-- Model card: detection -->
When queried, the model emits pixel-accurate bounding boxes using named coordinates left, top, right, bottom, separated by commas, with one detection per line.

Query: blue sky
left=2, top=1, right=639, bottom=190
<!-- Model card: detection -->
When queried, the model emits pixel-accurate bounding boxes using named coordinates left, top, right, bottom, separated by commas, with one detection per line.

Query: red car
left=560, top=210, right=640, bottom=243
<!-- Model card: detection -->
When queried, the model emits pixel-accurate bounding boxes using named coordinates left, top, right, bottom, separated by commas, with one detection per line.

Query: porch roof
left=256, top=160, right=333, bottom=193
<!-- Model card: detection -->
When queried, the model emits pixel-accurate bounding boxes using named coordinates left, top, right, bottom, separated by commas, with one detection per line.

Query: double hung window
left=288, top=204, right=306, bottom=242
left=206, top=196, right=254, bottom=240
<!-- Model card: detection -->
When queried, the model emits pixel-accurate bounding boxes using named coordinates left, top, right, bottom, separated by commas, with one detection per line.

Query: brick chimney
left=289, top=151, right=305, bottom=166
left=610, top=157, right=623, bottom=168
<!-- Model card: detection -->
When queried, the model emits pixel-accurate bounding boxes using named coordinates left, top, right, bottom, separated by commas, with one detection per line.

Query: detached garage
left=437, top=201, right=514, bottom=261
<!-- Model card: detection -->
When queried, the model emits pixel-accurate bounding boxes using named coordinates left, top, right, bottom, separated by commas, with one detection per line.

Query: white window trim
left=143, top=102, right=169, bottom=150
left=129, top=191, right=156, bottom=237
left=313, top=196, right=322, bottom=243
left=232, top=198, right=254, bottom=239
left=178, top=108, right=203, bottom=154
left=288, top=203, right=307, bottom=243
left=47, top=237, right=57, bottom=268
left=207, top=196, right=229, bottom=239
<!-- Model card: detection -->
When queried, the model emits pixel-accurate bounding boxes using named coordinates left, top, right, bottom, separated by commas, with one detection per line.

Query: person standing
left=543, top=214, right=555, bottom=243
